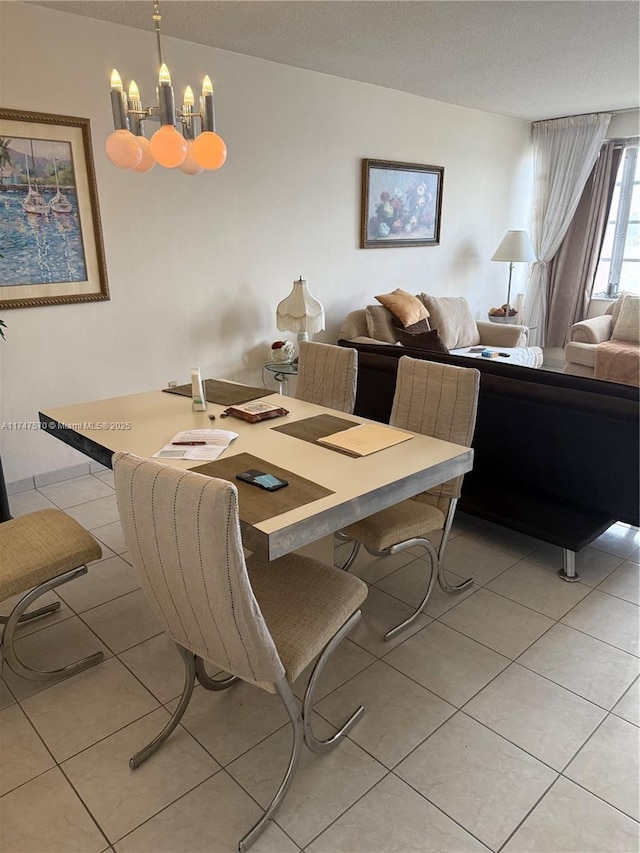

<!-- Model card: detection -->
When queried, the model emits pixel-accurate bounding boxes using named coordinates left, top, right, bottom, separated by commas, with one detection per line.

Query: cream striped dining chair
left=295, top=341, right=358, bottom=413
left=113, top=451, right=367, bottom=853
left=339, top=356, right=480, bottom=640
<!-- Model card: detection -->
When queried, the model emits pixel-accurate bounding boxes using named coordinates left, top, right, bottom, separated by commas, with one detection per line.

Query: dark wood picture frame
left=361, top=158, right=444, bottom=249
left=0, top=108, right=109, bottom=309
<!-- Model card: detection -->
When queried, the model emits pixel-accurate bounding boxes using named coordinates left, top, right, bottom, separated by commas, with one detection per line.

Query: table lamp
left=276, top=276, right=325, bottom=342
left=491, top=230, right=535, bottom=317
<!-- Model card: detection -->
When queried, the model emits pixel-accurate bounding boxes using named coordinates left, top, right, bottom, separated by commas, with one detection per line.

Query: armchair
left=564, top=314, right=613, bottom=377
left=564, top=293, right=640, bottom=382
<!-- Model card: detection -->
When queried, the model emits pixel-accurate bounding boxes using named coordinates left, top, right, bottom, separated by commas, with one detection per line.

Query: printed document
left=153, top=429, right=239, bottom=461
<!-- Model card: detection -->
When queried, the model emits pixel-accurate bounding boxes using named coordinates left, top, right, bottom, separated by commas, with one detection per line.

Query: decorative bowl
left=488, top=313, right=518, bottom=324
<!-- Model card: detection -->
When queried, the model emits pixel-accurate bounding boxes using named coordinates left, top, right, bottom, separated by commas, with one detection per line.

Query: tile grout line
left=5, top=492, right=638, bottom=849
left=55, top=762, right=113, bottom=851
left=107, top=768, right=222, bottom=849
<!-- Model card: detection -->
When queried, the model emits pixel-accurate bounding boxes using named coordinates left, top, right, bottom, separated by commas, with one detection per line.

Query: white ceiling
left=30, top=0, right=640, bottom=121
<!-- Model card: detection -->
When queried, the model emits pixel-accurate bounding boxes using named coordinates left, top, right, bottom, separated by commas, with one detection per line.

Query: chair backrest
left=390, top=356, right=480, bottom=506
left=295, top=341, right=357, bottom=413
left=113, top=452, right=285, bottom=691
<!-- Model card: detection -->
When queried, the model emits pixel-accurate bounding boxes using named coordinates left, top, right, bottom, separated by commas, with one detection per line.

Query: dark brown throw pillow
left=391, top=316, right=431, bottom=334
left=396, top=327, right=449, bottom=354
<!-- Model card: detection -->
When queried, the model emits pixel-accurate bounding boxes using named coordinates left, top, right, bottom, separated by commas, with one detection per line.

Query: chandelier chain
left=153, top=0, right=163, bottom=67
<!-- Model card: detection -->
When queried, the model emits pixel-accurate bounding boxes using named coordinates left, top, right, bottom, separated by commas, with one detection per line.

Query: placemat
left=271, top=414, right=360, bottom=446
left=191, top=452, right=334, bottom=524
left=163, top=380, right=275, bottom=406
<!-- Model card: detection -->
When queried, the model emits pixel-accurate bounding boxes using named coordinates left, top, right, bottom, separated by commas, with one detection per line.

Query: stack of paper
left=153, top=429, right=239, bottom=461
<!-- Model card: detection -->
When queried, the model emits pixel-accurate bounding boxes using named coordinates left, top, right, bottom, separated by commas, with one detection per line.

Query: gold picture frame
left=0, top=108, right=109, bottom=309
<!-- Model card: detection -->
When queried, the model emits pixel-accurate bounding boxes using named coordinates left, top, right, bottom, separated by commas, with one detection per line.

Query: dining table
left=39, top=381, right=473, bottom=562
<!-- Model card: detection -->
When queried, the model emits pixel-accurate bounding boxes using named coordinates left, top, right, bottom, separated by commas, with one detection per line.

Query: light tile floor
left=1, top=474, right=639, bottom=853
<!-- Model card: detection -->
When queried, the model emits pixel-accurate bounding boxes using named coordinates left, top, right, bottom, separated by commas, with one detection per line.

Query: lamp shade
left=276, top=278, right=325, bottom=338
left=492, top=230, right=535, bottom=263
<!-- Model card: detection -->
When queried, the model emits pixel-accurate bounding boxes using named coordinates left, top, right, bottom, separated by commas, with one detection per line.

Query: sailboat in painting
left=22, top=140, right=48, bottom=215
left=50, top=147, right=72, bottom=214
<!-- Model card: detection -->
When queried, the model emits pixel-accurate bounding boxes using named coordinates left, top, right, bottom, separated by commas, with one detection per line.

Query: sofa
left=565, top=293, right=640, bottom=386
left=337, top=335, right=640, bottom=579
left=341, top=294, right=530, bottom=350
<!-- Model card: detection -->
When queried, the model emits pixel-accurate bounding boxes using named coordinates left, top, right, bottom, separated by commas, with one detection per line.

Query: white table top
left=40, top=387, right=473, bottom=560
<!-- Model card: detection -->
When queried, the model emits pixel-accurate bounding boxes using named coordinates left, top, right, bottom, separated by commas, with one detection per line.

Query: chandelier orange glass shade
left=105, top=2, right=227, bottom=174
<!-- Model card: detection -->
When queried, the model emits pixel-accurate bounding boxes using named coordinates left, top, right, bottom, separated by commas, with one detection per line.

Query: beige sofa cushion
left=339, top=310, right=368, bottom=340
left=420, top=294, right=481, bottom=349
left=365, top=306, right=401, bottom=342
left=565, top=341, right=597, bottom=367
left=606, top=291, right=632, bottom=327
left=611, top=294, right=640, bottom=344
left=375, top=289, right=429, bottom=327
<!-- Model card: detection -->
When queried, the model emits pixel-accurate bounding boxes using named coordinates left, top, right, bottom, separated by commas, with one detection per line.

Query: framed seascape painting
left=361, top=158, right=444, bottom=249
left=0, top=108, right=108, bottom=309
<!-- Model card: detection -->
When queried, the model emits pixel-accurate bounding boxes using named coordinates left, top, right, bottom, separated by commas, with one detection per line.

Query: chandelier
left=105, top=1, right=227, bottom=175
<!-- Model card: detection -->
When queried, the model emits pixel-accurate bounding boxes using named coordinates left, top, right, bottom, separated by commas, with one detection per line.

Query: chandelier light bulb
left=192, top=131, right=227, bottom=170
left=105, top=129, right=143, bottom=169
left=110, top=69, right=123, bottom=91
left=179, top=139, right=204, bottom=175
left=150, top=124, right=187, bottom=168
left=158, top=63, right=172, bottom=86
left=128, top=80, right=141, bottom=101
left=183, top=86, right=195, bottom=108
left=132, top=136, right=156, bottom=173
left=202, top=75, right=214, bottom=96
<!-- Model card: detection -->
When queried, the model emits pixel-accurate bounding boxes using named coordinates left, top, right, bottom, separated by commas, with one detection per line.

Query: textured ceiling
left=29, top=1, right=640, bottom=121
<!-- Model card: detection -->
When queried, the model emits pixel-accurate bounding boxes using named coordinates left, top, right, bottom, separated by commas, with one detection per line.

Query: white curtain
left=522, top=113, right=611, bottom=345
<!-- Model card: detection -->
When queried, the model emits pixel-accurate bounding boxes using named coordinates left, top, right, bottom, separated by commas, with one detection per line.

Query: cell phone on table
left=236, top=469, right=289, bottom=491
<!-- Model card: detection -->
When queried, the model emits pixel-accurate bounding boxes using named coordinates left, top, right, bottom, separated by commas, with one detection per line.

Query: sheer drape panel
left=522, top=114, right=611, bottom=345
left=546, top=141, right=624, bottom=347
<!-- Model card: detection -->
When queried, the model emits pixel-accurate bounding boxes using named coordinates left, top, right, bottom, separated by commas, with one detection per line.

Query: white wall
left=0, top=2, right=532, bottom=482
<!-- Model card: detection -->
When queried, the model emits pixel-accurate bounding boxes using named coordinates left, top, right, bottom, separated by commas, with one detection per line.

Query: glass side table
left=263, top=361, right=298, bottom=395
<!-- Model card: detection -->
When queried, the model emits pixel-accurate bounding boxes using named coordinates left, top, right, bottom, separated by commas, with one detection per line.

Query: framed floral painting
left=361, top=158, right=444, bottom=248
left=0, top=108, right=108, bottom=309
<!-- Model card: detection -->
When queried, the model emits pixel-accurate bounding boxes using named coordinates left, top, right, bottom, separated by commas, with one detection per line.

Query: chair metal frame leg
left=435, top=499, right=473, bottom=594
left=381, top=538, right=440, bottom=641
left=337, top=539, right=361, bottom=572
left=354, top=501, right=473, bottom=642
left=238, top=678, right=303, bottom=853
left=0, top=602, right=61, bottom=625
left=195, top=656, right=240, bottom=690
left=239, top=610, right=364, bottom=852
left=334, top=532, right=352, bottom=542
left=129, top=644, right=196, bottom=769
left=302, top=610, right=364, bottom=752
left=1, top=566, right=104, bottom=682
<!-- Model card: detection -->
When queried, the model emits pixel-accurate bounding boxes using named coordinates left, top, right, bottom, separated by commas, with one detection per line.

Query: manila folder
left=317, top=423, right=413, bottom=457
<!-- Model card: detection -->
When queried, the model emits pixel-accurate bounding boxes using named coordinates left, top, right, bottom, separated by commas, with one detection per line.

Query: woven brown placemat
left=271, top=414, right=360, bottom=446
left=163, top=380, right=275, bottom=406
left=191, top=452, right=334, bottom=524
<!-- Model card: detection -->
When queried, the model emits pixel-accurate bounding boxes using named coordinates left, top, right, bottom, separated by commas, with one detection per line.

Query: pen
left=171, top=441, right=207, bottom=446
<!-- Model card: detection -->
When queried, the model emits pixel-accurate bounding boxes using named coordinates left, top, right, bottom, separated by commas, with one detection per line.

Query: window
left=593, top=139, right=639, bottom=298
